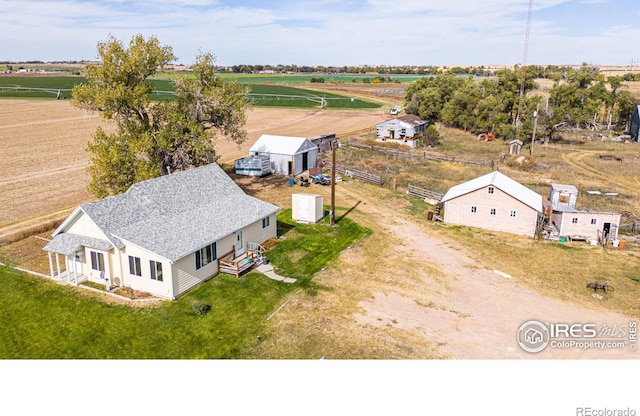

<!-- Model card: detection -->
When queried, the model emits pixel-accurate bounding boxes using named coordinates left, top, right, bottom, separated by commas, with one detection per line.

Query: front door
left=235, top=230, right=245, bottom=257
left=67, top=252, right=83, bottom=275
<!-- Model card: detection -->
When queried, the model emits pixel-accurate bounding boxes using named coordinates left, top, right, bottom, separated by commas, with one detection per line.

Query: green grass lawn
left=0, top=209, right=369, bottom=358
left=267, top=208, right=371, bottom=284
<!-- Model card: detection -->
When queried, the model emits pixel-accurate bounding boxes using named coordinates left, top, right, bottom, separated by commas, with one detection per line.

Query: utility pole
left=530, top=102, right=539, bottom=155
left=330, top=140, right=336, bottom=226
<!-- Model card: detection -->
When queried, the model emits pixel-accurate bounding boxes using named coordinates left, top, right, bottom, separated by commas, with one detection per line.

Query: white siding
left=443, top=187, right=539, bottom=237
left=172, top=215, right=277, bottom=298
left=66, top=211, right=109, bottom=241
left=116, top=242, right=174, bottom=298
left=552, top=211, right=621, bottom=240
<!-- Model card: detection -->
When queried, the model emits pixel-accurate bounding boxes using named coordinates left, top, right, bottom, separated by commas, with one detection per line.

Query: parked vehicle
left=312, top=173, right=331, bottom=185
left=389, top=105, right=402, bottom=115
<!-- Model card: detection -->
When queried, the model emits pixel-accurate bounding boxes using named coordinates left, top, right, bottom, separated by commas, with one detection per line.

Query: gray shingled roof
left=43, top=233, right=113, bottom=256
left=48, top=163, right=280, bottom=262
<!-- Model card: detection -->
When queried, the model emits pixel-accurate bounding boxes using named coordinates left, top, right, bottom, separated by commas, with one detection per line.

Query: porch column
left=47, top=252, right=54, bottom=279
left=55, top=254, right=61, bottom=280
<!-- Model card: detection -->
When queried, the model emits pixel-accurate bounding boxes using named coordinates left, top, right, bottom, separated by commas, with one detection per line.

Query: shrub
left=192, top=301, right=211, bottom=316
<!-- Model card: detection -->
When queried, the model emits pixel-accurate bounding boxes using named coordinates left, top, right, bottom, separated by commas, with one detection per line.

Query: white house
left=440, top=171, right=543, bottom=238
left=249, top=134, right=319, bottom=176
left=43, top=163, right=280, bottom=299
left=376, top=115, right=429, bottom=148
left=546, top=183, right=621, bottom=241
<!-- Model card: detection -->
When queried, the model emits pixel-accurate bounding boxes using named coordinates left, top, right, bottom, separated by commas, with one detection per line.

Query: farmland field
left=0, top=74, right=381, bottom=109
left=0, top=99, right=386, bottom=240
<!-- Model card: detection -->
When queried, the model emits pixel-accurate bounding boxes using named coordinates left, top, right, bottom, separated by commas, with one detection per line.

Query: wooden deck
left=218, top=243, right=266, bottom=278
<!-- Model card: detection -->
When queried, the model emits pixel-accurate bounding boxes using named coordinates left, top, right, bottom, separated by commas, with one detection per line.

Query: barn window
left=572, top=217, right=578, bottom=224
left=487, top=186, right=495, bottom=194
left=470, top=206, right=477, bottom=213
left=510, top=210, right=517, bottom=217
left=590, top=218, right=597, bottom=225
left=490, top=208, right=497, bottom=216
left=128, top=256, right=142, bottom=277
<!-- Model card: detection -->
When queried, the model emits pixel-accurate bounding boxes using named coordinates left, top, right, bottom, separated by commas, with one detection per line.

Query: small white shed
left=292, top=194, right=324, bottom=224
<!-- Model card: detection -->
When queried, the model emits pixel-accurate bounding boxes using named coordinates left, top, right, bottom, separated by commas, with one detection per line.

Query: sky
left=0, top=0, right=638, bottom=66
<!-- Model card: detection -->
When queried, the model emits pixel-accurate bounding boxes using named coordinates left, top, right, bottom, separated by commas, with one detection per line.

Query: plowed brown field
left=0, top=99, right=386, bottom=239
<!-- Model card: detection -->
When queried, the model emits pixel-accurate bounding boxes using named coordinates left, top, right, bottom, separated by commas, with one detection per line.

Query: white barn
left=249, top=134, right=319, bottom=176
left=440, top=171, right=543, bottom=238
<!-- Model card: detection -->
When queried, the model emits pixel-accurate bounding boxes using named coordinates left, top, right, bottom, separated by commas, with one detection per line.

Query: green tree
left=72, top=35, right=249, bottom=198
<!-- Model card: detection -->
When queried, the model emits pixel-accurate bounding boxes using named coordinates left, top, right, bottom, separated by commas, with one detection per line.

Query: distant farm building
left=631, top=105, right=640, bottom=142
left=546, top=183, right=621, bottom=242
left=249, top=134, right=319, bottom=176
left=376, top=115, right=428, bottom=148
left=440, top=171, right=543, bottom=238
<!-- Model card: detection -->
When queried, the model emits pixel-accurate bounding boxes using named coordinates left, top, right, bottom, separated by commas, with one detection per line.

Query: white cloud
left=0, top=0, right=633, bottom=65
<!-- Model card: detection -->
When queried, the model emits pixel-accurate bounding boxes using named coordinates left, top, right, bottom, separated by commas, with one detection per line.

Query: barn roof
left=250, top=134, right=317, bottom=156
left=441, top=171, right=542, bottom=212
left=376, top=115, right=428, bottom=129
left=45, top=163, right=280, bottom=262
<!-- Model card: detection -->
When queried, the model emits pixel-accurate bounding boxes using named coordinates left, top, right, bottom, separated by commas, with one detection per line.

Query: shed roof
left=441, top=171, right=542, bottom=212
left=377, top=115, right=428, bottom=129
left=250, top=134, right=316, bottom=156
left=550, top=183, right=578, bottom=193
left=46, top=163, right=280, bottom=262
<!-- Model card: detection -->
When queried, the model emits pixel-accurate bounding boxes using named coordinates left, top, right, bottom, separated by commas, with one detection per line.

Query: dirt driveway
left=345, top=184, right=638, bottom=359
left=249, top=178, right=638, bottom=359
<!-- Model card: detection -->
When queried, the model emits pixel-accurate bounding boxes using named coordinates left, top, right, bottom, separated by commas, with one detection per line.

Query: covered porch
left=43, top=233, right=112, bottom=286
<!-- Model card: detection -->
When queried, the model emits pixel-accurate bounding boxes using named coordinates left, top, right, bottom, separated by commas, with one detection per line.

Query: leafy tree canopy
left=73, top=34, right=250, bottom=198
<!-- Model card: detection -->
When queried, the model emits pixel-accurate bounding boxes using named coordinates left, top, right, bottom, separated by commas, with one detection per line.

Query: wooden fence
left=324, top=163, right=382, bottom=185
left=343, top=141, right=497, bottom=167
left=406, top=184, right=444, bottom=202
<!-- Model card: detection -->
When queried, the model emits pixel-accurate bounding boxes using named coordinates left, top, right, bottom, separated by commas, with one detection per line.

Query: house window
left=262, top=216, right=270, bottom=228
left=470, top=206, right=477, bottom=213
left=490, top=208, right=497, bottom=216
left=129, top=256, right=142, bottom=277
left=150, top=260, right=163, bottom=282
left=488, top=186, right=495, bottom=195
left=572, top=217, right=578, bottom=224
left=510, top=210, right=517, bottom=217
left=196, top=243, right=217, bottom=270
left=591, top=218, right=597, bottom=225
left=90, top=251, right=105, bottom=272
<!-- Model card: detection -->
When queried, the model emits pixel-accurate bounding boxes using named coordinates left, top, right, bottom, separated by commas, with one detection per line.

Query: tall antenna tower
left=515, top=0, right=534, bottom=142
